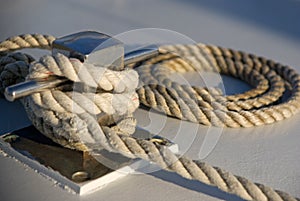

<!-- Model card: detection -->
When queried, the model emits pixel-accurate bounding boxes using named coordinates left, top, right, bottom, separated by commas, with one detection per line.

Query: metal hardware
left=149, top=135, right=174, bottom=146
left=52, top=31, right=124, bottom=63
left=4, top=31, right=159, bottom=102
left=71, top=171, right=90, bottom=183
left=5, top=77, right=69, bottom=102
left=124, top=44, right=158, bottom=65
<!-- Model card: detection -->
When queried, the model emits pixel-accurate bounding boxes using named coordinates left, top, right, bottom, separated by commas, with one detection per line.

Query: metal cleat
left=5, top=31, right=158, bottom=101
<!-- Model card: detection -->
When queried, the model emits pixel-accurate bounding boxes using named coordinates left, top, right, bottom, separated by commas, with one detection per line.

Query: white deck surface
left=0, top=0, right=300, bottom=200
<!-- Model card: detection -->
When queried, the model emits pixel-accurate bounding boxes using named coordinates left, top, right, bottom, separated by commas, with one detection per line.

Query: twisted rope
left=136, top=44, right=300, bottom=127
left=0, top=34, right=299, bottom=201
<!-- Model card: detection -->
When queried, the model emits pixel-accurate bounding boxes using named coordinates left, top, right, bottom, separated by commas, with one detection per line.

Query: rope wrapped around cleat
left=1, top=34, right=299, bottom=201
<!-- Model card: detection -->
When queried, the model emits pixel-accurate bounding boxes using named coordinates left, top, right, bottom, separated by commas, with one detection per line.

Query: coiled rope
left=0, top=34, right=299, bottom=201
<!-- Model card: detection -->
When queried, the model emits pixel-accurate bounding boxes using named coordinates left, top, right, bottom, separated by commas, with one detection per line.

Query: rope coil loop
left=0, top=33, right=299, bottom=201
left=136, top=44, right=300, bottom=127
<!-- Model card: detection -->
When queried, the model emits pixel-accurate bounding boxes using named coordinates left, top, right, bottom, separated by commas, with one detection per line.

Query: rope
left=136, top=44, right=300, bottom=127
left=1, top=33, right=299, bottom=201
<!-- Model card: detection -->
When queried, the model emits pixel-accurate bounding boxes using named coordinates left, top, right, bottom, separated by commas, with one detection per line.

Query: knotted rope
left=0, top=34, right=299, bottom=201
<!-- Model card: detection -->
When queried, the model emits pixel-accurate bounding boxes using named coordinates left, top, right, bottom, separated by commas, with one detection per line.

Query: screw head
left=71, top=171, right=90, bottom=183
